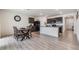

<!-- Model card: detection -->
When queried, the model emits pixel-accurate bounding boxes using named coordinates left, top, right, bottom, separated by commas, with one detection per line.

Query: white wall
left=0, top=11, right=29, bottom=37
left=74, top=13, right=78, bottom=34
left=74, top=14, right=79, bottom=40
left=0, top=24, right=1, bottom=38
left=0, top=12, right=1, bottom=38
left=74, top=18, right=79, bottom=40
left=35, top=16, right=47, bottom=26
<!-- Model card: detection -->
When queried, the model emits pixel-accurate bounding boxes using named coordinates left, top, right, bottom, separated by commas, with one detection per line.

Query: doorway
left=65, top=18, right=74, bottom=31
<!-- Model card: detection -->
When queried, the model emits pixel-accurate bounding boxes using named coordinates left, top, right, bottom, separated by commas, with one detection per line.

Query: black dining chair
left=20, top=29, right=31, bottom=41
left=13, top=26, right=24, bottom=40
left=27, top=25, right=34, bottom=37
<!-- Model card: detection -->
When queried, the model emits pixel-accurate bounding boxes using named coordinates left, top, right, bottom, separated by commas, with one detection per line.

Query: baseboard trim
left=1, top=34, right=13, bottom=38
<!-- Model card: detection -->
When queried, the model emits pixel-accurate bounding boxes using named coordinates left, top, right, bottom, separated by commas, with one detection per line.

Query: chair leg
left=21, top=35, right=25, bottom=41
left=27, top=36, right=30, bottom=39
left=28, top=33, right=32, bottom=38
left=16, top=36, right=19, bottom=41
left=30, top=33, right=32, bottom=37
left=14, top=35, right=18, bottom=41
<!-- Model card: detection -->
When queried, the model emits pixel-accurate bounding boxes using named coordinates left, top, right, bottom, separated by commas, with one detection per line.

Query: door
left=66, top=18, right=74, bottom=30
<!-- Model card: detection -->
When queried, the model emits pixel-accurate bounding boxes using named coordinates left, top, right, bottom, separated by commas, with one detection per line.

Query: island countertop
left=40, top=26, right=59, bottom=37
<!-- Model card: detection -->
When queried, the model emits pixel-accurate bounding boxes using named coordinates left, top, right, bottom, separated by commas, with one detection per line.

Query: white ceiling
left=0, top=9, right=77, bottom=17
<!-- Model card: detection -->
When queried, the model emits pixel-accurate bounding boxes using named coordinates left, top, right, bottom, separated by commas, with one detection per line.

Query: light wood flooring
left=0, top=30, right=79, bottom=50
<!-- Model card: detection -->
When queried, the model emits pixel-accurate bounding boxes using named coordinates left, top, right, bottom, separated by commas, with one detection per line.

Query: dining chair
left=19, top=28, right=32, bottom=41
left=28, top=25, right=34, bottom=37
left=13, top=26, right=24, bottom=40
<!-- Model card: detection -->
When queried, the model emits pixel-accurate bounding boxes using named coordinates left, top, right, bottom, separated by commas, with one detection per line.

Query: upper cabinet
left=47, top=17, right=63, bottom=24
left=28, top=17, right=34, bottom=23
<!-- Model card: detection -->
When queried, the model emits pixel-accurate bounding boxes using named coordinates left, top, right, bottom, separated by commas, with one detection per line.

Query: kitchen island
left=40, top=26, right=60, bottom=37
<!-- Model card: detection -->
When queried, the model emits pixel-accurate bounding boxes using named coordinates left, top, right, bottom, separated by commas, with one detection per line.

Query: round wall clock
left=14, top=15, right=21, bottom=22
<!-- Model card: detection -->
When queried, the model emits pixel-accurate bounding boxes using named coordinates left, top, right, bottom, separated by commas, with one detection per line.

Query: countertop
left=40, top=26, right=62, bottom=28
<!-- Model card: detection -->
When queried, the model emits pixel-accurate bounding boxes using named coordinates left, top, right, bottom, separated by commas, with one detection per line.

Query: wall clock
left=14, top=15, right=21, bottom=22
